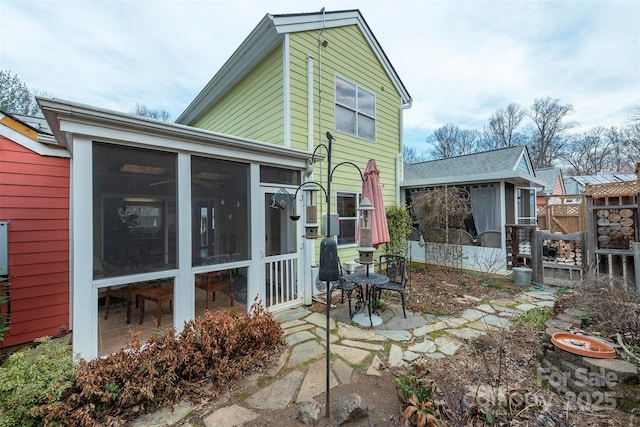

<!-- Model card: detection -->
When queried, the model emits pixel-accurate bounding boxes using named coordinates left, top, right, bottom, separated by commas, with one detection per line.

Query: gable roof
left=535, top=167, right=565, bottom=195
left=402, top=146, right=545, bottom=187
left=176, top=9, right=412, bottom=125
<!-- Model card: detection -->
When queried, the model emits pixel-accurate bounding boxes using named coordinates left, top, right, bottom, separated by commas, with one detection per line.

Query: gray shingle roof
left=404, top=146, right=527, bottom=181
left=535, top=167, right=563, bottom=194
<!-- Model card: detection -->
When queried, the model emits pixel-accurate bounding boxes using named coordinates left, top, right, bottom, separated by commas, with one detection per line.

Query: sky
left=1, top=0, right=639, bottom=153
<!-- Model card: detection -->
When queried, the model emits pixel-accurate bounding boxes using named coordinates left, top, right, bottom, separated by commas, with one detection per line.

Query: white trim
left=174, top=153, right=193, bottom=332
left=70, top=137, right=95, bottom=359
left=39, top=97, right=311, bottom=166
left=0, top=122, right=69, bottom=157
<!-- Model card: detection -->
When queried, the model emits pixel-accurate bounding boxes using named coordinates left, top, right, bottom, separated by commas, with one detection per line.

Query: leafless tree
left=527, top=97, right=577, bottom=168
left=131, top=103, right=173, bottom=122
left=403, top=145, right=429, bottom=164
left=428, top=124, right=478, bottom=159
left=481, top=103, right=526, bottom=150
left=622, top=106, right=640, bottom=166
left=561, top=127, right=614, bottom=175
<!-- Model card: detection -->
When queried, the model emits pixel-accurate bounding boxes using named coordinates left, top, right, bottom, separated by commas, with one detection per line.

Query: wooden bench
left=196, top=270, right=234, bottom=310
left=137, top=285, right=174, bottom=328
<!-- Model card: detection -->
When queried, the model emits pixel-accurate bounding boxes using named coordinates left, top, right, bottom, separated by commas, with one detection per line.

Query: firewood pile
left=596, top=208, right=636, bottom=250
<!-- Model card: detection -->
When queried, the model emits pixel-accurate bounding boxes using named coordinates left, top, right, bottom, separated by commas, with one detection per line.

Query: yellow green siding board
left=287, top=24, right=403, bottom=220
left=194, top=47, right=285, bottom=144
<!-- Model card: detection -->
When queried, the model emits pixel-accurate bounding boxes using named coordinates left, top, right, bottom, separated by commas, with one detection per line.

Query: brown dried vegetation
left=38, top=301, right=284, bottom=426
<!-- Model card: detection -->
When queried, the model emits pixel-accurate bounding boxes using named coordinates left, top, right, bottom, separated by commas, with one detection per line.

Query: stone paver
left=373, top=329, right=412, bottom=341
left=408, top=340, right=436, bottom=353
left=332, top=358, right=355, bottom=384
left=444, top=317, right=468, bottom=327
left=282, top=323, right=314, bottom=336
left=133, top=401, right=194, bottom=427
left=134, top=284, right=558, bottom=427
left=305, top=312, right=336, bottom=329
left=341, top=339, right=385, bottom=352
left=287, top=341, right=325, bottom=368
left=476, top=304, right=496, bottom=313
left=273, top=307, right=311, bottom=323
left=337, top=323, right=386, bottom=341
left=447, top=327, right=484, bottom=340
left=413, top=321, right=448, bottom=336
left=296, top=360, right=339, bottom=402
left=203, top=405, right=258, bottom=427
left=286, top=330, right=316, bottom=346
left=330, top=343, right=370, bottom=365
left=461, top=308, right=485, bottom=321
left=515, top=303, right=538, bottom=312
left=435, top=336, right=462, bottom=355
left=245, top=370, right=305, bottom=410
left=388, top=344, right=406, bottom=367
left=480, top=314, right=511, bottom=329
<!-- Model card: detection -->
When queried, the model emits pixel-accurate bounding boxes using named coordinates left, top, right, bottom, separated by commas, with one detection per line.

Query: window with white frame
left=335, top=76, right=375, bottom=141
left=336, top=192, right=360, bottom=245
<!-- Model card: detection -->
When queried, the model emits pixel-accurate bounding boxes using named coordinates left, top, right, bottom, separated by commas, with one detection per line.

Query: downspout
left=398, top=100, right=413, bottom=205
left=283, top=34, right=291, bottom=148
left=307, top=55, right=314, bottom=153
left=303, top=54, right=315, bottom=306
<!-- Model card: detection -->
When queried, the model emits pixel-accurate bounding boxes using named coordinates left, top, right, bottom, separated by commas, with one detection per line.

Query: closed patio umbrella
left=358, top=159, right=389, bottom=249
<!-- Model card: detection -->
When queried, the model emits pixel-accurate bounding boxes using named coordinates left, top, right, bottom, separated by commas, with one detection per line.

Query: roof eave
left=401, top=170, right=546, bottom=188
left=176, top=9, right=412, bottom=125
left=38, top=97, right=314, bottom=162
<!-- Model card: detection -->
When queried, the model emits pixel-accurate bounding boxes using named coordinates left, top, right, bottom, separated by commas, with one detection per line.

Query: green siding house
left=177, top=9, right=412, bottom=295
left=38, top=9, right=411, bottom=359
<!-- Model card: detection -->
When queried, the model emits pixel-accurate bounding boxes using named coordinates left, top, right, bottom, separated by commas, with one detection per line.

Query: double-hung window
left=336, top=192, right=360, bottom=245
left=335, top=76, right=376, bottom=141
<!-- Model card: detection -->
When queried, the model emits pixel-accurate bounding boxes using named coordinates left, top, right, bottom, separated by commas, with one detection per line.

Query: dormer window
left=334, top=76, right=376, bottom=142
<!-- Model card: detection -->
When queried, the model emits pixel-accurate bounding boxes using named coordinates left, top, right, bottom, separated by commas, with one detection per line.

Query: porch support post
left=531, top=229, right=543, bottom=284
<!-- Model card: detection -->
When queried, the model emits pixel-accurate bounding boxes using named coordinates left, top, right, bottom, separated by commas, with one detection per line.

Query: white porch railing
left=265, top=255, right=299, bottom=311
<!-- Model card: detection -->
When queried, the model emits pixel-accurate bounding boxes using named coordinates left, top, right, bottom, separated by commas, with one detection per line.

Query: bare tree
left=481, top=103, right=526, bottom=150
left=428, top=124, right=478, bottom=159
left=622, top=106, right=640, bottom=166
left=403, top=145, right=429, bottom=164
left=562, top=127, right=613, bottom=175
left=527, top=97, right=577, bottom=168
left=131, top=103, right=172, bottom=122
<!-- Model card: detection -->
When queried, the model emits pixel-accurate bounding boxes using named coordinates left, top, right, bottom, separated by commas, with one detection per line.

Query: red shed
left=0, top=111, right=70, bottom=349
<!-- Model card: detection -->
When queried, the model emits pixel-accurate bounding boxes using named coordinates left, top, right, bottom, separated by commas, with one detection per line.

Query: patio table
left=348, top=271, right=388, bottom=327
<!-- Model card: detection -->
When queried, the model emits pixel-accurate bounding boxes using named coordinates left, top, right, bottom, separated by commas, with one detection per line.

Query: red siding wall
left=0, top=136, right=70, bottom=348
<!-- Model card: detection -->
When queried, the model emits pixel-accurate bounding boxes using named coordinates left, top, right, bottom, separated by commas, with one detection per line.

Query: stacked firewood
left=553, top=240, right=582, bottom=265
left=596, top=208, right=636, bottom=250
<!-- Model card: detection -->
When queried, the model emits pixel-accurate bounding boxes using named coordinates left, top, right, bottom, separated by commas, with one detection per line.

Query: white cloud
left=2, top=0, right=638, bottom=149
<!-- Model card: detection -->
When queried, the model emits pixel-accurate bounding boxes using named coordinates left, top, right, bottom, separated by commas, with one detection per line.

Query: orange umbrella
left=358, top=159, right=389, bottom=249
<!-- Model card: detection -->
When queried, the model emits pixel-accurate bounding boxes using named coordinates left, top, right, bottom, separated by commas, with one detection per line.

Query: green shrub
left=385, top=204, right=413, bottom=257
left=0, top=337, right=75, bottom=427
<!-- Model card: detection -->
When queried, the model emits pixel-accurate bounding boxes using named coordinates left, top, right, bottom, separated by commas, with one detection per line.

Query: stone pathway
left=133, top=289, right=558, bottom=426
